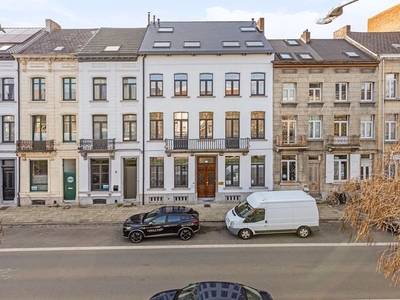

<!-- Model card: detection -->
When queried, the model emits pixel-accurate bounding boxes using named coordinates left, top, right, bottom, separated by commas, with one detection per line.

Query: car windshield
left=143, top=209, right=160, bottom=223
left=234, top=201, right=255, bottom=218
left=175, top=283, right=197, bottom=300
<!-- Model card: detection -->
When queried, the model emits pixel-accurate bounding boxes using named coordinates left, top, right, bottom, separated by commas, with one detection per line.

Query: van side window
left=246, top=208, right=265, bottom=223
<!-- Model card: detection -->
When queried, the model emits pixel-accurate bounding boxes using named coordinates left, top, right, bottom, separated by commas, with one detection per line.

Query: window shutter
left=326, top=154, right=334, bottom=183
left=350, top=153, right=360, bottom=179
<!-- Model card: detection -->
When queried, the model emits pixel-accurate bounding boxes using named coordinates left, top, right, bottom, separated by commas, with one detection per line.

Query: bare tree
left=341, top=142, right=400, bottom=285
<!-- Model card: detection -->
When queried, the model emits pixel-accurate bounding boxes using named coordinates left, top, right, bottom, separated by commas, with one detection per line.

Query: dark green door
left=64, top=172, right=76, bottom=200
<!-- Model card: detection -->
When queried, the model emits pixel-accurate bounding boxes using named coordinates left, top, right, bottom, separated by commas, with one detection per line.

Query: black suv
left=123, top=206, right=200, bottom=243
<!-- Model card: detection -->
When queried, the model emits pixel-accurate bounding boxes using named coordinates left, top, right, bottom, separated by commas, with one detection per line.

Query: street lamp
left=316, top=0, right=359, bottom=25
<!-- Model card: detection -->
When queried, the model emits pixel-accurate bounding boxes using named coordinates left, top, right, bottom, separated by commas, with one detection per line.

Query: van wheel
left=297, top=226, right=311, bottom=238
left=239, top=228, right=253, bottom=240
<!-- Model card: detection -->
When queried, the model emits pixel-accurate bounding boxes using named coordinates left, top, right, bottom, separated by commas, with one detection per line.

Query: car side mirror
left=148, top=222, right=154, bottom=225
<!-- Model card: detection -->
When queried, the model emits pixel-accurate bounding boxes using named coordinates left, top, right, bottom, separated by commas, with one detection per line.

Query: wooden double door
left=197, top=156, right=216, bottom=198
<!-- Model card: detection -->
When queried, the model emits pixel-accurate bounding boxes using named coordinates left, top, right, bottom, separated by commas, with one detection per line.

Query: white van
left=225, top=190, right=320, bottom=239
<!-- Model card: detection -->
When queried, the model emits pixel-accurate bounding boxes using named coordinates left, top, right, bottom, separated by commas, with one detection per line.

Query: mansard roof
left=19, top=28, right=98, bottom=55
left=139, top=20, right=273, bottom=55
left=269, top=37, right=376, bottom=65
left=76, top=27, right=146, bottom=61
left=347, top=31, right=400, bottom=55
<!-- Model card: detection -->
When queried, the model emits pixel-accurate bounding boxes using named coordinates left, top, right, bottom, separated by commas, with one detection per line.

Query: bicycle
left=325, top=190, right=347, bottom=207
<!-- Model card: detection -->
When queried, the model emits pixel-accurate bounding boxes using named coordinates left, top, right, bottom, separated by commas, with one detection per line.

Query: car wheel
left=239, top=228, right=253, bottom=240
left=179, top=228, right=193, bottom=241
left=297, top=226, right=311, bottom=238
left=129, top=231, right=144, bottom=243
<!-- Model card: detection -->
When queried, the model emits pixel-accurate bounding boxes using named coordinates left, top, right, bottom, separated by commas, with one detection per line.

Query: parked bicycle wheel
left=326, top=191, right=340, bottom=207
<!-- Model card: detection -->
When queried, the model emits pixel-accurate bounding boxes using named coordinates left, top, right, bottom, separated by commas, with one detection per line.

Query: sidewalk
left=0, top=202, right=344, bottom=226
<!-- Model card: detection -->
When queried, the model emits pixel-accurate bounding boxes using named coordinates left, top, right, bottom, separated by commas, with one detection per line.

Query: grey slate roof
left=76, top=27, right=146, bottom=60
left=139, top=21, right=274, bottom=55
left=269, top=38, right=376, bottom=64
left=347, top=32, right=400, bottom=55
left=20, top=28, right=98, bottom=55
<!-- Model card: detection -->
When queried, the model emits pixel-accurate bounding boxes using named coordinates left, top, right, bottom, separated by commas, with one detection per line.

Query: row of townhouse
left=0, top=17, right=399, bottom=206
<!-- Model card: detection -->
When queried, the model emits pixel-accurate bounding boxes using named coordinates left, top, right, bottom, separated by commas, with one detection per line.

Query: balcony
left=165, top=138, right=250, bottom=155
left=79, top=139, right=116, bottom=159
left=274, top=135, right=309, bottom=152
left=16, top=140, right=55, bottom=152
left=326, top=135, right=360, bottom=151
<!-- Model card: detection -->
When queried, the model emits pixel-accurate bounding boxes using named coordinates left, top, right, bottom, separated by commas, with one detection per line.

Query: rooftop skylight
left=158, top=27, right=174, bottom=33
left=104, top=45, right=121, bottom=51
left=278, top=53, right=294, bottom=60
left=240, top=27, right=257, bottom=32
left=183, top=41, right=201, bottom=48
left=285, top=39, right=299, bottom=46
left=54, top=46, right=64, bottom=51
left=223, top=41, right=240, bottom=47
left=0, top=45, right=12, bottom=51
left=344, top=51, right=360, bottom=58
left=245, top=41, right=263, bottom=47
left=298, top=53, right=313, bottom=60
left=153, top=41, right=171, bottom=48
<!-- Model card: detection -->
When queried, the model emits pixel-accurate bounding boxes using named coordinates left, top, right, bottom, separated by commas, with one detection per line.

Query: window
left=199, top=112, right=213, bottom=139
left=246, top=208, right=265, bottom=223
left=174, top=113, right=188, bottom=148
left=104, top=45, right=120, bottom=51
left=1, top=78, right=14, bottom=101
left=93, top=78, right=107, bottom=100
left=225, top=73, right=240, bottom=96
left=251, top=111, right=264, bottom=139
left=335, top=83, right=348, bottom=101
left=360, top=115, right=373, bottom=139
left=174, top=157, right=188, bottom=188
left=174, top=74, right=188, bottom=96
left=278, top=53, right=293, bottom=60
left=225, top=111, right=240, bottom=138
left=361, top=82, right=373, bottom=101
left=91, top=159, right=109, bottom=191
left=150, top=157, right=164, bottom=188
left=309, top=83, right=322, bottom=102
left=298, top=53, right=313, bottom=60
left=32, top=78, right=45, bottom=101
left=63, top=78, right=76, bottom=101
left=386, top=74, right=397, bottom=99
left=251, top=73, right=265, bottom=96
left=308, top=116, right=322, bottom=139
left=93, top=115, right=107, bottom=139
left=282, top=115, right=296, bottom=144
left=184, top=41, right=200, bottom=48
left=360, top=155, right=372, bottom=180
left=123, top=77, right=137, bottom=100
left=334, top=154, right=348, bottom=181
left=334, top=115, right=348, bottom=136
left=153, top=41, right=171, bottom=48
left=123, top=114, right=137, bottom=141
left=225, top=156, right=239, bottom=186
left=385, top=161, right=399, bottom=178
left=283, top=83, right=296, bottom=102
left=281, top=155, right=296, bottom=182
left=150, top=112, right=163, bottom=140
left=251, top=156, right=265, bottom=186
left=2, top=115, right=14, bottom=143
left=63, top=115, right=76, bottom=142
left=30, top=160, right=48, bottom=191
left=385, top=114, right=397, bottom=141
left=32, top=115, right=46, bottom=141
left=150, top=74, right=163, bottom=96
left=200, top=73, right=213, bottom=96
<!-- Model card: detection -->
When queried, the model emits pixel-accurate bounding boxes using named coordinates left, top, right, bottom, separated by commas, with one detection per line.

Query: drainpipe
left=16, top=59, right=21, bottom=206
left=382, top=58, right=385, bottom=173
left=142, top=54, right=146, bottom=205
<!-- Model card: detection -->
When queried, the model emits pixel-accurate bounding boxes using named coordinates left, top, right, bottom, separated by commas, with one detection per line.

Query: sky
left=1, top=0, right=399, bottom=39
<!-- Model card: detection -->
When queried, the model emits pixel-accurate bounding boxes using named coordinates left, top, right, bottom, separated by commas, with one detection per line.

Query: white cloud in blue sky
left=1, top=0, right=399, bottom=38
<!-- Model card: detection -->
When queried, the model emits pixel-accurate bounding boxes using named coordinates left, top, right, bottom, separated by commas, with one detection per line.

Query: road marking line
left=0, top=242, right=395, bottom=252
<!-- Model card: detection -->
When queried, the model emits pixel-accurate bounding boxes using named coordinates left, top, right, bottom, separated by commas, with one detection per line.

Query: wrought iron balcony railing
left=165, top=138, right=250, bottom=154
left=274, top=135, right=308, bottom=149
left=79, top=139, right=116, bottom=151
left=326, top=135, right=360, bottom=151
left=16, top=140, right=55, bottom=152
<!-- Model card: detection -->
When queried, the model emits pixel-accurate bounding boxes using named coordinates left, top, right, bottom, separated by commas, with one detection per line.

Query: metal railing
left=326, top=135, right=360, bottom=147
left=165, top=138, right=250, bottom=153
left=16, top=140, right=55, bottom=152
left=275, top=135, right=308, bottom=147
left=79, top=139, right=116, bottom=151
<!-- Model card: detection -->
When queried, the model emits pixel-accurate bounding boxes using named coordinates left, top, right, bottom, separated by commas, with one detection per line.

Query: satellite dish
left=316, top=0, right=359, bottom=25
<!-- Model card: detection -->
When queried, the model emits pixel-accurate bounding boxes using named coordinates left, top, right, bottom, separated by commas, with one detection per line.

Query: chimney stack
left=45, top=19, right=61, bottom=33
left=256, top=17, right=264, bottom=32
left=333, top=25, right=351, bottom=39
left=301, top=29, right=311, bottom=43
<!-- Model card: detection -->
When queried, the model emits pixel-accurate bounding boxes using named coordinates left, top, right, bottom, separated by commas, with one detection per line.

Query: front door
left=308, top=163, right=320, bottom=196
left=197, top=156, right=216, bottom=198
left=124, top=159, right=137, bottom=199
left=63, top=172, right=76, bottom=200
left=2, top=165, right=15, bottom=201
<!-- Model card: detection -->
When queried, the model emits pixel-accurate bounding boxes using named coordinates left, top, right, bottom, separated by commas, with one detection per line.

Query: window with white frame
left=251, top=156, right=265, bottom=186
left=360, top=155, right=372, bottom=180
left=2, top=115, right=15, bottom=142
left=308, top=115, right=322, bottom=139
left=283, top=83, right=296, bottom=102
left=360, top=115, right=374, bottom=138
left=334, top=154, right=348, bottom=181
left=334, top=115, right=348, bottom=137
left=385, top=114, right=397, bottom=141
left=385, top=159, right=399, bottom=178
left=1, top=78, right=14, bottom=101
left=385, top=73, right=398, bottom=99
left=361, top=82, right=373, bottom=101
left=309, top=83, right=322, bottom=102
left=281, top=155, right=296, bottom=182
left=335, top=83, right=348, bottom=101
left=282, top=115, right=296, bottom=144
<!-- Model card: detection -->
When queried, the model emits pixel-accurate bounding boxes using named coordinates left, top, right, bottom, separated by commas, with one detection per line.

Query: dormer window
left=158, top=27, right=174, bottom=33
left=104, top=46, right=120, bottom=51
left=153, top=41, right=171, bottom=48
left=223, top=41, right=240, bottom=47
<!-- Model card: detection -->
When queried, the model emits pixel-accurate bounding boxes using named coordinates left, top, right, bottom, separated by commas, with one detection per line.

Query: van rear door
left=266, top=202, right=294, bottom=232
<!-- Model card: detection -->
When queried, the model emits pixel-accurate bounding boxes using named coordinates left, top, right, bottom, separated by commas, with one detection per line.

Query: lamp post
left=316, top=0, right=359, bottom=24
